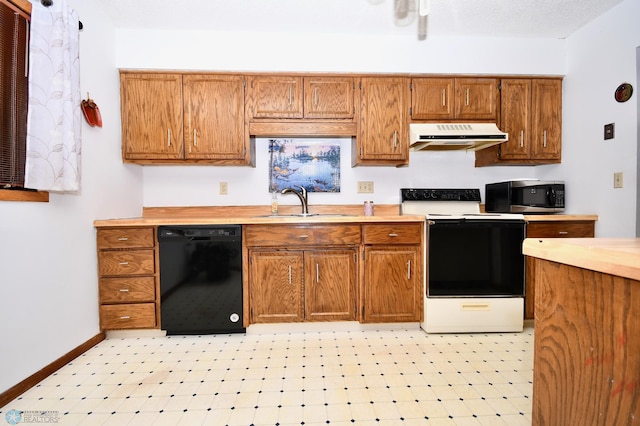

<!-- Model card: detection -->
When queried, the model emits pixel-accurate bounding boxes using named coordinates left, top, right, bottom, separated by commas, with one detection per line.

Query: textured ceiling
left=96, top=0, right=623, bottom=40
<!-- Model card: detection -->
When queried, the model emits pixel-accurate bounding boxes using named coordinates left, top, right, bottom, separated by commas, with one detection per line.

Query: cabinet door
left=531, top=79, right=562, bottom=160
left=454, top=78, right=498, bottom=120
left=304, top=250, right=356, bottom=321
left=183, top=74, right=246, bottom=160
left=358, top=77, right=410, bottom=164
left=499, top=79, right=532, bottom=160
left=249, top=251, right=304, bottom=323
left=524, top=220, right=595, bottom=320
left=120, top=73, right=183, bottom=160
left=248, top=76, right=303, bottom=119
left=303, top=77, right=355, bottom=119
left=411, top=78, right=455, bottom=120
left=363, top=246, right=421, bottom=322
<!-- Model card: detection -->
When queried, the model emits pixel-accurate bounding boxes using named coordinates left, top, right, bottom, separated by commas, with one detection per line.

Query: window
left=0, top=0, right=47, bottom=202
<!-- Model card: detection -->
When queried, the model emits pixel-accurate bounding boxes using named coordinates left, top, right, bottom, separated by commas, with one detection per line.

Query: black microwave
left=485, top=180, right=565, bottom=213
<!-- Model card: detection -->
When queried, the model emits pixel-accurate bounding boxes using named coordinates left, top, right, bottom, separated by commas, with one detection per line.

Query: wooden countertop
left=94, top=206, right=598, bottom=228
left=93, top=204, right=426, bottom=227
left=523, top=237, right=640, bottom=281
left=523, top=214, right=598, bottom=222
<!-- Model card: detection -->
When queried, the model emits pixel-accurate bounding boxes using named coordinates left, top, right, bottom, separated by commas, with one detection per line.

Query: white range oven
left=400, top=188, right=526, bottom=333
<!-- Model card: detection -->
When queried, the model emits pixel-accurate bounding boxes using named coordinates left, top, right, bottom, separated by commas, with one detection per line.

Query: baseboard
left=0, top=332, right=105, bottom=408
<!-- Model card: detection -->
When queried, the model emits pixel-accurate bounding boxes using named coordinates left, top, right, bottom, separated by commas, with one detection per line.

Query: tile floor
left=1, top=325, right=534, bottom=425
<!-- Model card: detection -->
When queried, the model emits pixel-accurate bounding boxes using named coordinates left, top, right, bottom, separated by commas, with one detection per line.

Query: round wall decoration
left=614, top=83, right=633, bottom=103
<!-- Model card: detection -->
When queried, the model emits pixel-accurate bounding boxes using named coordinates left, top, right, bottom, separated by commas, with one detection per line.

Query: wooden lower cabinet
left=362, top=246, right=422, bottom=322
left=524, top=219, right=596, bottom=319
left=96, top=227, right=159, bottom=330
left=248, top=249, right=357, bottom=323
left=361, top=223, right=424, bottom=323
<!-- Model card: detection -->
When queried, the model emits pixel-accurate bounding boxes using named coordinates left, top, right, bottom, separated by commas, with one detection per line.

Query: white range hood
left=410, top=123, right=508, bottom=152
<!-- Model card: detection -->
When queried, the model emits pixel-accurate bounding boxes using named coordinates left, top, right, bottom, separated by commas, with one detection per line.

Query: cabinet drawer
left=526, top=221, right=595, bottom=238
left=363, top=223, right=423, bottom=244
left=99, top=277, right=156, bottom=303
left=245, top=225, right=361, bottom=247
left=98, top=250, right=155, bottom=276
left=97, top=228, right=155, bottom=249
left=100, top=303, right=156, bottom=330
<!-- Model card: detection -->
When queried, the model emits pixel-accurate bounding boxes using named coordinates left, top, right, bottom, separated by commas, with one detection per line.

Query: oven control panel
left=400, top=188, right=481, bottom=202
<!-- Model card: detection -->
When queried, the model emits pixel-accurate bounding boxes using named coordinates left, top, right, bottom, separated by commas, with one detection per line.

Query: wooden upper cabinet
left=357, top=77, right=410, bottom=166
left=531, top=79, right=562, bottom=160
left=247, top=75, right=354, bottom=120
left=303, top=77, right=354, bottom=119
left=120, top=73, right=184, bottom=160
left=454, top=78, right=498, bottom=120
left=499, top=79, right=532, bottom=159
left=183, top=74, right=246, bottom=160
left=411, top=77, right=497, bottom=121
left=498, top=78, right=562, bottom=162
left=248, top=76, right=303, bottom=119
left=411, top=78, right=454, bottom=120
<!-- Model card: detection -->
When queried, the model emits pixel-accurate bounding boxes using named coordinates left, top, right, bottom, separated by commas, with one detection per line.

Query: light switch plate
left=604, top=123, right=615, bottom=140
left=220, top=182, right=228, bottom=195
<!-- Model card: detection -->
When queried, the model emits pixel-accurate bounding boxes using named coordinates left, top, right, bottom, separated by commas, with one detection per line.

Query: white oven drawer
left=422, top=297, right=523, bottom=333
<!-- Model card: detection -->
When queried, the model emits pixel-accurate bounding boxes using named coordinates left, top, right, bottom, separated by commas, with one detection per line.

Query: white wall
left=0, top=1, right=142, bottom=394
left=538, top=0, right=639, bottom=237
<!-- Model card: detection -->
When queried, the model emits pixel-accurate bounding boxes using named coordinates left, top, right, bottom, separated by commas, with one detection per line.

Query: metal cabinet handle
left=407, top=260, right=411, bottom=280
left=313, top=88, right=319, bottom=107
left=441, top=89, right=446, bottom=107
left=289, top=85, right=293, bottom=106
left=119, top=289, right=129, bottom=292
left=193, top=129, right=197, bottom=147
left=520, top=130, right=524, bottom=148
left=167, top=129, right=171, bottom=147
left=120, top=316, right=131, bottom=320
left=465, top=88, right=470, bottom=106
left=117, top=237, right=128, bottom=241
left=388, top=233, right=399, bottom=237
left=393, top=130, right=398, bottom=148
left=558, top=231, right=569, bottom=235
left=119, top=262, right=129, bottom=265
left=288, top=265, right=292, bottom=284
left=316, top=263, right=319, bottom=283
left=543, top=130, right=547, bottom=148
left=299, top=234, right=309, bottom=239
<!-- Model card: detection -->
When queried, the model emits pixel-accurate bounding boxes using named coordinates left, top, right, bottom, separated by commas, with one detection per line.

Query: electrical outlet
left=613, top=172, right=623, bottom=189
left=219, top=182, right=228, bottom=195
left=357, top=181, right=374, bottom=193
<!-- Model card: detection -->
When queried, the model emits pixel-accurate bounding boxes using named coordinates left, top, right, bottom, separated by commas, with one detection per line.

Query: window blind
left=0, top=0, right=29, bottom=188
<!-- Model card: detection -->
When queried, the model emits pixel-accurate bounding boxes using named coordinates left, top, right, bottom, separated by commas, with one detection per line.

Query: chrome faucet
left=281, top=185, right=309, bottom=215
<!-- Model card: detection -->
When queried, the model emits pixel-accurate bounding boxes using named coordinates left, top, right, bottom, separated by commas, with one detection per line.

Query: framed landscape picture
left=268, top=139, right=341, bottom=193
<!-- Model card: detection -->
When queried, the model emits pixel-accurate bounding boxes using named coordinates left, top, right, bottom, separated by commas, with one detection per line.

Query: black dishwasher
left=158, top=225, right=244, bottom=335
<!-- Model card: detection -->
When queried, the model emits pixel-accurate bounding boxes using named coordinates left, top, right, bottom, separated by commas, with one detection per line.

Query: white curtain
left=25, top=0, right=81, bottom=192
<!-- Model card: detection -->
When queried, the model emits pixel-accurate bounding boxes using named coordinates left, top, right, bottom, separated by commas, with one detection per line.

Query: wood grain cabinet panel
left=183, top=74, right=246, bottom=160
left=411, top=77, right=497, bottom=121
left=357, top=77, right=410, bottom=166
left=246, top=224, right=359, bottom=324
left=361, top=223, right=423, bottom=323
left=303, top=77, right=355, bottom=119
left=524, top=220, right=595, bottom=319
left=120, top=71, right=249, bottom=165
left=99, top=303, right=157, bottom=330
left=96, top=226, right=159, bottom=330
left=120, top=73, right=184, bottom=160
left=476, top=78, right=562, bottom=166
